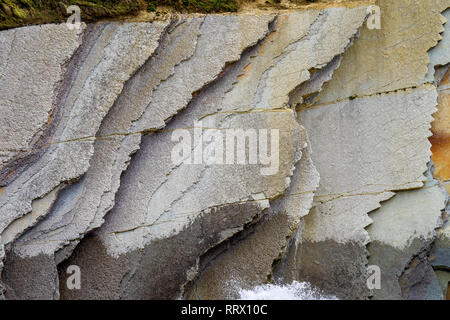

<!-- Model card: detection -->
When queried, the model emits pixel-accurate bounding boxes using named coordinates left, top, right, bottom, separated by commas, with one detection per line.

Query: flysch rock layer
left=55, top=6, right=369, bottom=299
left=0, top=21, right=169, bottom=299
left=291, top=0, right=450, bottom=300
left=0, top=24, right=83, bottom=179
left=368, top=178, right=447, bottom=300
left=428, top=19, right=450, bottom=298
left=3, top=15, right=276, bottom=299
left=184, top=126, right=319, bottom=299
left=364, top=3, right=450, bottom=300
left=182, top=6, right=370, bottom=298
left=426, top=9, right=450, bottom=84
left=430, top=67, right=450, bottom=196
left=1, top=1, right=449, bottom=301
left=298, top=86, right=438, bottom=299
left=312, top=0, right=449, bottom=106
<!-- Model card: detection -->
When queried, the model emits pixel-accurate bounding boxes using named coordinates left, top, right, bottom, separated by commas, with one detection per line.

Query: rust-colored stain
left=447, top=283, right=450, bottom=300
left=1, top=169, right=15, bottom=185
left=441, top=67, right=449, bottom=85
left=46, top=110, right=53, bottom=125
left=430, top=134, right=450, bottom=181
left=430, top=68, right=450, bottom=182
left=0, top=186, right=5, bottom=196
left=217, top=61, right=234, bottom=79
left=237, top=63, right=252, bottom=81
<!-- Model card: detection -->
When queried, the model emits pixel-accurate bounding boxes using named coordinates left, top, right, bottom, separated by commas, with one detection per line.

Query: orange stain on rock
left=237, top=63, right=252, bottom=81
left=430, top=68, right=450, bottom=182
left=430, top=134, right=450, bottom=181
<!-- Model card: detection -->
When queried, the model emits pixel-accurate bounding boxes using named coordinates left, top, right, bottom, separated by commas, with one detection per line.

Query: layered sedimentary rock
left=0, top=21, right=169, bottom=298
left=297, top=86, right=438, bottom=299
left=58, top=6, right=368, bottom=299
left=0, top=0, right=449, bottom=300
left=368, top=180, right=447, bottom=299
left=428, top=20, right=450, bottom=297
left=292, top=0, right=450, bottom=300
left=184, top=126, right=320, bottom=299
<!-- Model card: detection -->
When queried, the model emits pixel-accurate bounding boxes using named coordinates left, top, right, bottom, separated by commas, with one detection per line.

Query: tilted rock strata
left=0, top=21, right=169, bottom=298
left=4, top=14, right=274, bottom=299
left=290, top=0, right=450, bottom=300
left=314, top=0, right=449, bottom=105
left=184, top=127, right=320, bottom=299
left=297, top=86, right=437, bottom=299
left=62, top=6, right=367, bottom=299
left=0, top=1, right=449, bottom=300
left=368, top=181, right=447, bottom=299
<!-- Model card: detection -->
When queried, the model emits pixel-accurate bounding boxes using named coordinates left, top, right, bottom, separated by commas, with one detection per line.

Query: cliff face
left=0, top=0, right=449, bottom=300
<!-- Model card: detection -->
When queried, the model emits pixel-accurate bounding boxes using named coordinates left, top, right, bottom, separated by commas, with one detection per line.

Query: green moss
left=157, top=0, right=238, bottom=13
left=0, top=0, right=144, bottom=30
left=349, top=95, right=357, bottom=100
left=146, top=0, right=156, bottom=12
left=0, top=0, right=243, bottom=30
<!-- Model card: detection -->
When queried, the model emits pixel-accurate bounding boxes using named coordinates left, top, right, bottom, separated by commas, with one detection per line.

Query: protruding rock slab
left=59, top=6, right=369, bottom=299
left=0, top=21, right=168, bottom=298
left=0, top=24, right=83, bottom=176
left=184, top=128, right=319, bottom=299
left=298, top=86, right=437, bottom=299
left=368, top=185, right=447, bottom=299
left=316, top=0, right=449, bottom=105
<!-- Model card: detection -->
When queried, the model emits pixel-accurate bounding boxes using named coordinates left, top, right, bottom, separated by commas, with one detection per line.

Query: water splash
left=238, top=281, right=338, bottom=300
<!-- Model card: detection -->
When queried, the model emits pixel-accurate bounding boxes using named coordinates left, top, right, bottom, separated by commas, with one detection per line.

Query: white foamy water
left=238, top=281, right=338, bottom=300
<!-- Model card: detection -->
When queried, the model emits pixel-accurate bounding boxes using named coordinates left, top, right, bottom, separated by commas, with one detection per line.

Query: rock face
left=0, top=1, right=449, bottom=300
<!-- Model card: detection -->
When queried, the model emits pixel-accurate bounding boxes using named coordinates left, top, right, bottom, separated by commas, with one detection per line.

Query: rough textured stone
left=58, top=7, right=368, bottom=299
left=0, top=21, right=168, bottom=297
left=430, top=67, right=450, bottom=192
left=297, top=86, right=437, bottom=299
left=427, top=11, right=450, bottom=298
left=0, top=24, right=84, bottom=177
left=426, top=9, right=450, bottom=83
left=1, top=2, right=449, bottom=301
left=316, top=0, right=449, bottom=105
left=184, top=127, right=319, bottom=299
left=368, top=183, right=447, bottom=299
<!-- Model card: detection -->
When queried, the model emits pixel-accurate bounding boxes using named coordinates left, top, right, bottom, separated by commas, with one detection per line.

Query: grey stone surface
left=0, top=2, right=449, bottom=301
left=426, top=8, right=450, bottom=83
left=184, top=127, right=320, bottom=299
left=297, top=86, right=438, bottom=299
left=0, top=21, right=168, bottom=297
left=315, top=0, right=449, bottom=105
left=0, top=24, right=84, bottom=177
left=58, top=7, right=368, bottom=299
left=432, top=219, right=450, bottom=270
left=368, top=184, right=447, bottom=299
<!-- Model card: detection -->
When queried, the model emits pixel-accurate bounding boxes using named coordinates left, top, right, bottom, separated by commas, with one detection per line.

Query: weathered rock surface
left=315, top=0, right=449, bottom=105
left=430, top=67, right=450, bottom=194
left=184, top=127, right=320, bottom=299
left=286, top=0, right=450, bottom=300
left=0, top=1, right=449, bottom=300
left=0, top=21, right=169, bottom=298
left=368, top=182, right=447, bottom=299
left=297, top=86, right=437, bottom=299
left=57, top=6, right=367, bottom=299
left=0, top=24, right=83, bottom=176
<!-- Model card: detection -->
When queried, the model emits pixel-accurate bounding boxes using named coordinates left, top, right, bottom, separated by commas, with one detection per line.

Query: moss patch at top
left=0, top=0, right=243, bottom=30
left=0, top=0, right=355, bottom=30
left=0, top=0, right=145, bottom=30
